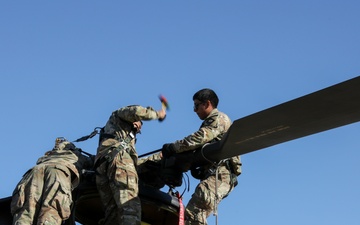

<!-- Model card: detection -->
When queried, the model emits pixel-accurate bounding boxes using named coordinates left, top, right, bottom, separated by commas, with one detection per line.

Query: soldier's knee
left=38, top=215, right=62, bottom=225
left=185, top=208, right=207, bottom=225
left=121, top=215, right=141, bottom=225
left=120, top=202, right=141, bottom=225
left=185, top=218, right=205, bottom=225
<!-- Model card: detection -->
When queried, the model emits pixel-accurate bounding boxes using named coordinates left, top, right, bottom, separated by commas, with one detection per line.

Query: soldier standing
left=162, top=88, right=241, bottom=225
left=11, top=137, right=93, bottom=225
left=95, top=105, right=166, bottom=225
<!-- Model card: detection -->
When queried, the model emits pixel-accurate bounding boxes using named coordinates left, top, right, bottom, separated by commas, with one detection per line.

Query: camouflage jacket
left=173, top=108, right=231, bottom=152
left=36, top=148, right=93, bottom=189
left=96, top=105, right=161, bottom=160
left=173, top=108, right=241, bottom=175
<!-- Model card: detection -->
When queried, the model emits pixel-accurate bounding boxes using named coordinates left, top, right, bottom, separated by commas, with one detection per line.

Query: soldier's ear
left=204, top=100, right=213, bottom=110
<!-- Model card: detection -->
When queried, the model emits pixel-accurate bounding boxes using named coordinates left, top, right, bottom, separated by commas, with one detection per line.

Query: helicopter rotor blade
left=201, top=75, right=360, bottom=162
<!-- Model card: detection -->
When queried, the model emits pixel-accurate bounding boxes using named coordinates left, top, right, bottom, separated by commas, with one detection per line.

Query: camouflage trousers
left=185, top=171, right=234, bottom=225
left=11, top=164, right=73, bottom=225
left=96, top=149, right=141, bottom=225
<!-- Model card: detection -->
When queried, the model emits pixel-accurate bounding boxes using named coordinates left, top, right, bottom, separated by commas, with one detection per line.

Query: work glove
left=161, top=143, right=176, bottom=158
left=191, top=166, right=206, bottom=180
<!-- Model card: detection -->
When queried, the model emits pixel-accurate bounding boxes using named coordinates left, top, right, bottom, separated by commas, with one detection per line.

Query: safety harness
left=73, top=126, right=137, bottom=165
left=198, top=145, right=239, bottom=225
left=100, top=131, right=136, bottom=164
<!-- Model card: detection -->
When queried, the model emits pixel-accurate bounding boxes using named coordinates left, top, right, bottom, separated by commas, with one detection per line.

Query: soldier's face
left=193, top=100, right=208, bottom=120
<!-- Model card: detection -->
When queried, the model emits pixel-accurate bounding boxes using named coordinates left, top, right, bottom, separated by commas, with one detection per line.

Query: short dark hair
left=193, top=88, right=219, bottom=108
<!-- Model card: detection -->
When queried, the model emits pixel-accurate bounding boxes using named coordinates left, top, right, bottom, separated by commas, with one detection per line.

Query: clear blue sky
left=1, top=1, right=359, bottom=225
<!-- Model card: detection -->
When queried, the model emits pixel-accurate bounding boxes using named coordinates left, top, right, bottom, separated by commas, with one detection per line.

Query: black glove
left=161, top=143, right=176, bottom=158
left=191, top=167, right=206, bottom=180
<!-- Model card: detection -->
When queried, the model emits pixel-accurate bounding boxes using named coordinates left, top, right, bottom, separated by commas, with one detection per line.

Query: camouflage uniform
left=95, top=105, right=162, bottom=225
left=11, top=138, right=93, bottom=225
left=171, top=109, right=241, bottom=225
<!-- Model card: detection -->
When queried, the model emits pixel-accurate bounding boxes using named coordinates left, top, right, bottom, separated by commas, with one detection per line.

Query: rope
left=73, top=127, right=102, bottom=142
left=200, top=143, right=216, bottom=165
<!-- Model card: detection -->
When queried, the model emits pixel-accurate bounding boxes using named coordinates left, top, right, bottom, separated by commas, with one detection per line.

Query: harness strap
left=73, top=127, right=102, bottom=142
left=212, top=159, right=236, bottom=225
left=94, top=131, right=136, bottom=168
left=214, top=164, right=220, bottom=225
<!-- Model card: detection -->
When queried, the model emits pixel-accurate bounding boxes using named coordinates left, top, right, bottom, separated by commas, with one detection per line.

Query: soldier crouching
left=11, top=137, right=93, bottom=225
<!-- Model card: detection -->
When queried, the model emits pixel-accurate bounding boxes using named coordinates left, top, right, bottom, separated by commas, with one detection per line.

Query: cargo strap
left=176, top=191, right=185, bottom=225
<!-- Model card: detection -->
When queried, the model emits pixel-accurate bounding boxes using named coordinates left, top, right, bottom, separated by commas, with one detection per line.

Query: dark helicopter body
left=0, top=175, right=181, bottom=225
left=1, top=76, right=360, bottom=225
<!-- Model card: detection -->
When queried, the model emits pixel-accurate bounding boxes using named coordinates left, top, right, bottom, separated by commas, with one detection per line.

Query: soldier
left=162, top=88, right=242, bottom=225
left=95, top=105, right=166, bottom=225
left=11, top=137, right=93, bottom=225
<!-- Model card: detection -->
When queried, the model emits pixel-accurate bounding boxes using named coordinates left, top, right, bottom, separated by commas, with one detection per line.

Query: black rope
left=181, top=172, right=190, bottom=198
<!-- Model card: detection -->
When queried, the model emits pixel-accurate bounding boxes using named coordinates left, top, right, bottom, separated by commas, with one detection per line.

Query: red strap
left=176, top=192, right=185, bottom=225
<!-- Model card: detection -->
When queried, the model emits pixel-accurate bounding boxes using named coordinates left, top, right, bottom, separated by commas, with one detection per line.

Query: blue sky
left=1, top=1, right=359, bottom=225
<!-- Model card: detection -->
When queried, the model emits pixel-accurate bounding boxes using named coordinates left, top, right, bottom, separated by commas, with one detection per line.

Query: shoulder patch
left=203, top=117, right=216, bottom=126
